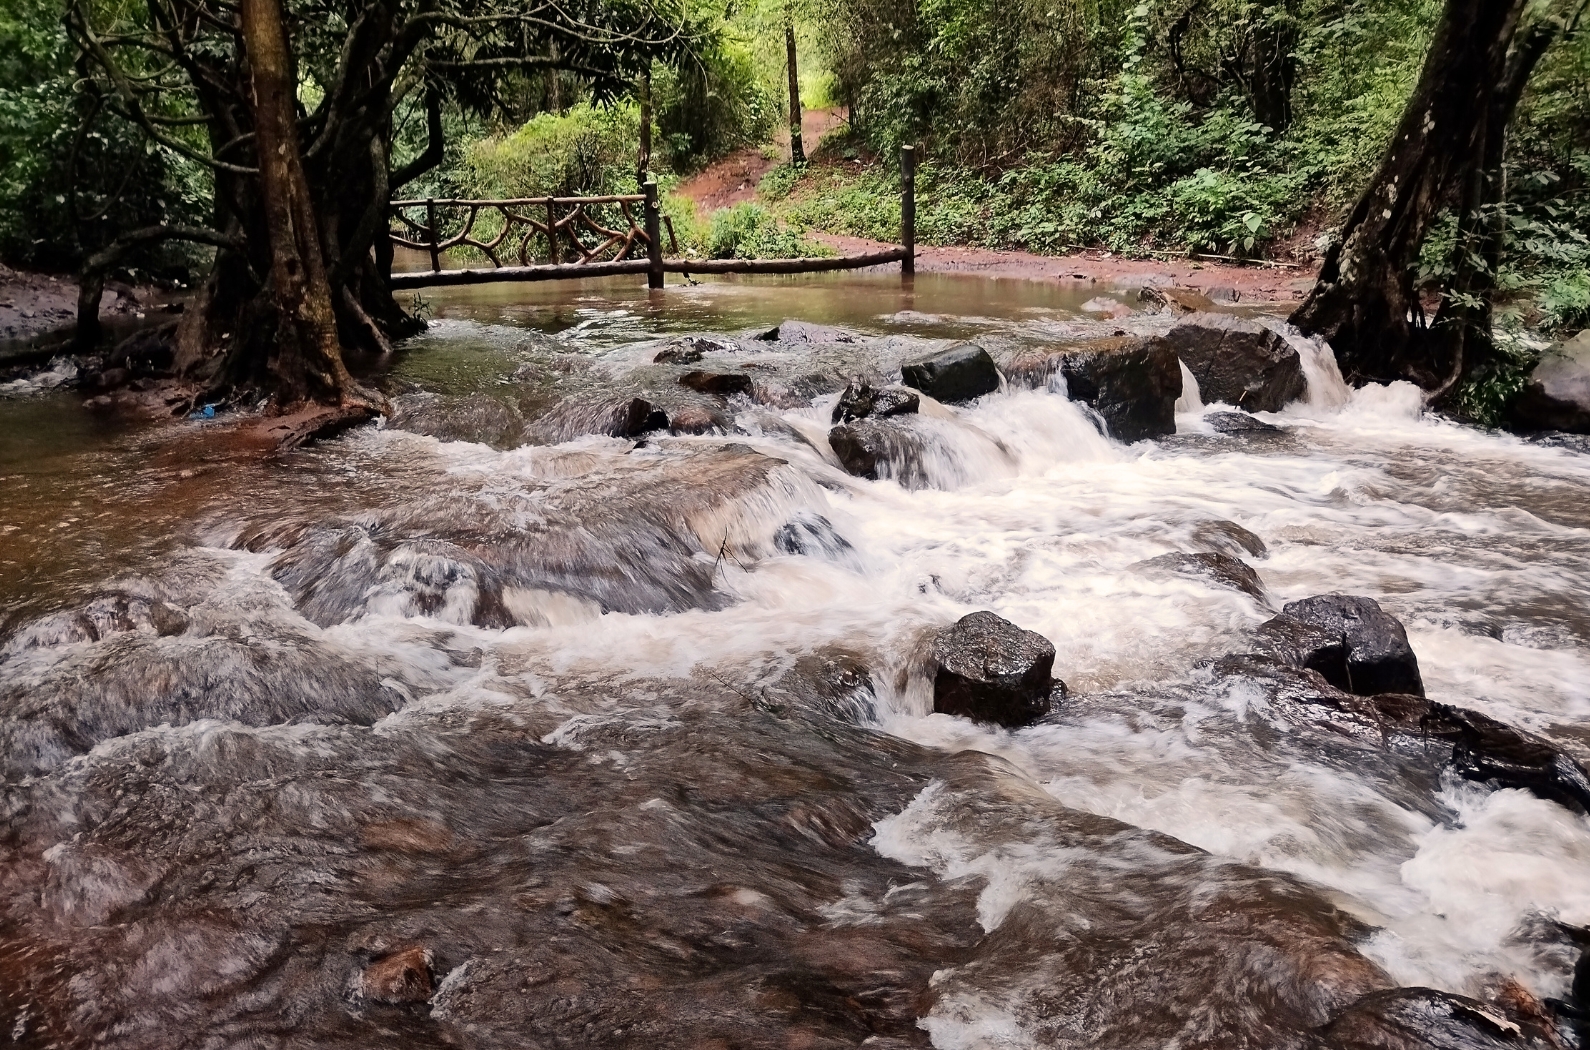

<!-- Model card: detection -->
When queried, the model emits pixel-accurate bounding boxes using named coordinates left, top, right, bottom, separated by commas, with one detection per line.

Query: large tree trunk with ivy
left=1289, top=0, right=1550, bottom=389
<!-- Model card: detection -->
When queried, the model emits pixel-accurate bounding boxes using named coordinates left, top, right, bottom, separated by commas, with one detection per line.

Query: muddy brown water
left=2, top=273, right=1589, bottom=1049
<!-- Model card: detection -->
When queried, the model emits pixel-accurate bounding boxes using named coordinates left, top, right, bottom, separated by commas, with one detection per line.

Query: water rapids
left=2, top=275, right=1588, bottom=1049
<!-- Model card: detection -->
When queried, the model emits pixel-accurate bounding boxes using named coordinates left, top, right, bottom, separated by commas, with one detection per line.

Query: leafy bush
left=464, top=103, right=644, bottom=199
left=707, top=203, right=833, bottom=259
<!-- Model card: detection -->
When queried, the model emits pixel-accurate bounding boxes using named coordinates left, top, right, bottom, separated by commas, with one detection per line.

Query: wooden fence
left=388, top=146, right=917, bottom=290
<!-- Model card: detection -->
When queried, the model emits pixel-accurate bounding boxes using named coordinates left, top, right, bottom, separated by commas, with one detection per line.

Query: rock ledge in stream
left=1136, top=551, right=1267, bottom=601
left=931, top=611, right=1060, bottom=727
left=1163, top=313, right=1306, bottom=412
left=829, top=419, right=932, bottom=489
left=901, top=343, right=1000, bottom=404
left=1509, top=331, right=1590, bottom=434
left=1257, top=594, right=1424, bottom=697
left=1006, top=335, right=1180, bottom=442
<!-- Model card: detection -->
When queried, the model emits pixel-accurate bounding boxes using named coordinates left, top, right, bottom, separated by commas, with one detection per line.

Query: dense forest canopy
left=0, top=0, right=1586, bottom=415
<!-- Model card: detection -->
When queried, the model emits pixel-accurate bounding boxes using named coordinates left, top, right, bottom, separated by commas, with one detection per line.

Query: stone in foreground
left=1258, top=594, right=1424, bottom=697
left=1163, top=313, right=1306, bottom=412
left=901, top=343, right=1001, bottom=403
left=931, top=611, right=1059, bottom=727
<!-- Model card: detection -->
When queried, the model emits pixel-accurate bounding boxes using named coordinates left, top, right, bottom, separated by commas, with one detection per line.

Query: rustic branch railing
left=388, top=146, right=917, bottom=291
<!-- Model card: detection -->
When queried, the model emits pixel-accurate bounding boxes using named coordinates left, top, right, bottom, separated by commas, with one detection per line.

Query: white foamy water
left=8, top=298, right=1590, bottom=1047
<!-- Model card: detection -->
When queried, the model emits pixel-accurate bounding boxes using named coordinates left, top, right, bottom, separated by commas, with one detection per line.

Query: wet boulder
left=829, top=419, right=933, bottom=490
left=1509, top=331, right=1590, bottom=434
left=931, top=611, right=1059, bottom=727
left=900, top=343, right=1001, bottom=404
left=1411, top=703, right=1590, bottom=815
left=1257, top=595, right=1424, bottom=697
left=1008, top=335, right=1181, bottom=442
left=832, top=379, right=920, bottom=423
left=1135, top=551, right=1267, bottom=602
left=1163, top=313, right=1306, bottom=412
left=678, top=370, right=754, bottom=399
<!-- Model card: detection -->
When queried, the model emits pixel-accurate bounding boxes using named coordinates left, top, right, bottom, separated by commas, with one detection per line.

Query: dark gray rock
left=829, top=419, right=931, bottom=490
left=1135, top=552, right=1266, bottom=601
left=832, top=380, right=920, bottom=423
left=1007, top=336, right=1181, bottom=442
left=1258, top=594, right=1424, bottom=697
left=1206, top=411, right=1284, bottom=434
left=901, top=343, right=1001, bottom=404
left=1163, top=313, right=1306, bottom=412
left=1509, top=332, right=1590, bottom=434
left=679, top=370, right=754, bottom=399
left=931, top=611, right=1059, bottom=727
left=1322, top=988, right=1541, bottom=1050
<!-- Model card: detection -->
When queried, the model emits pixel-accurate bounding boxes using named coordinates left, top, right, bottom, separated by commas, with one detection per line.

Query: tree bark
left=239, top=0, right=363, bottom=407
left=1289, top=0, right=1536, bottom=387
left=785, top=15, right=805, bottom=165
left=637, top=68, right=653, bottom=189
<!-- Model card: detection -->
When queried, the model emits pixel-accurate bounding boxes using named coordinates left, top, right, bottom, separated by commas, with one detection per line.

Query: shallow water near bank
left=3, top=272, right=1589, bottom=1048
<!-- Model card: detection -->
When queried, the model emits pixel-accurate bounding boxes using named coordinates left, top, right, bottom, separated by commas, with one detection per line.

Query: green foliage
left=706, top=202, right=833, bottom=258
left=654, top=43, right=776, bottom=171
left=464, top=102, right=645, bottom=198
left=0, top=0, right=209, bottom=275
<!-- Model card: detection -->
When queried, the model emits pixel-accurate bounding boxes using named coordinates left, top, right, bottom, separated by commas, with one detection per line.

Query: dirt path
left=675, top=107, right=849, bottom=213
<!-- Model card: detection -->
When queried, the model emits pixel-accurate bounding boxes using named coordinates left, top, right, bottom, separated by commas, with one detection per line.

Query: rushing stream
left=2, top=272, right=1589, bottom=1049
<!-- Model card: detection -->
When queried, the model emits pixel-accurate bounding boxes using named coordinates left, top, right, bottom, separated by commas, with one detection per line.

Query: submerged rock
left=831, top=379, right=920, bottom=424
left=1207, top=410, right=1285, bottom=434
left=678, top=370, right=753, bottom=399
left=1509, top=332, right=1590, bottom=434
left=388, top=393, right=527, bottom=449
left=1135, top=551, right=1267, bottom=601
left=900, top=343, right=1001, bottom=404
left=1163, top=313, right=1306, bottom=412
left=1007, top=335, right=1181, bottom=442
left=531, top=394, right=669, bottom=441
left=756, top=319, right=857, bottom=344
left=931, top=611, right=1059, bottom=727
left=1322, top=988, right=1537, bottom=1050
left=355, top=946, right=434, bottom=1003
left=1258, top=594, right=1425, bottom=697
left=1190, top=519, right=1268, bottom=559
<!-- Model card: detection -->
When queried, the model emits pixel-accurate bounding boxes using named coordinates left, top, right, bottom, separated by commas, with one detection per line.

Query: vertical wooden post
left=644, top=180, right=664, bottom=290
left=900, top=145, right=916, bottom=276
left=426, top=197, right=440, bottom=272
left=546, top=198, right=560, bottom=265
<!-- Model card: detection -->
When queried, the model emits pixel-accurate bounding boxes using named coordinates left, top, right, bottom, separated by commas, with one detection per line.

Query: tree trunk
left=1247, top=0, right=1296, bottom=133
left=637, top=68, right=653, bottom=189
left=1289, top=0, right=1535, bottom=387
left=786, top=15, right=805, bottom=165
left=238, top=0, right=364, bottom=407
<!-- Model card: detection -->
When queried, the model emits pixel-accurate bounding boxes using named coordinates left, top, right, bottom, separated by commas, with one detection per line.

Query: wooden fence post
left=546, top=198, right=560, bottom=265
left=426, top=197, right=440, bottom=272
left=644, top=180, right=664, bottom=290
left=900, top=145, right=915, bottom=276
